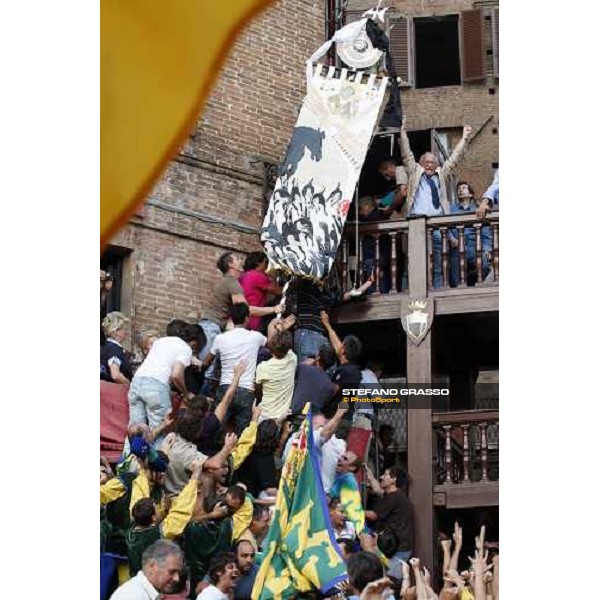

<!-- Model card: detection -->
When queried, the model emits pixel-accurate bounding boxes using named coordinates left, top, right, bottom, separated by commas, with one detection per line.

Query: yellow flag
left=101, top=0, right=273, bottom=247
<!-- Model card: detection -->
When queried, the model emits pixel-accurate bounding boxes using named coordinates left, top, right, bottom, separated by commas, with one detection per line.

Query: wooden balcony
left=336, top=212, right=499, bottom=322
left=432, top=410, right=499, bottom=509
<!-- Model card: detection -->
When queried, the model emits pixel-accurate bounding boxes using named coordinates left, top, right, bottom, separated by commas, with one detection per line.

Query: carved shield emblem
left=401, top=298, right=434, bottom=346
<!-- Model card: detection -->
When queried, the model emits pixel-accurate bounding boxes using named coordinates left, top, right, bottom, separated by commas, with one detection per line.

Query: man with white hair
left=399, top=118, right=473, bottom=288
left=109, top=539, right=185, bottom=599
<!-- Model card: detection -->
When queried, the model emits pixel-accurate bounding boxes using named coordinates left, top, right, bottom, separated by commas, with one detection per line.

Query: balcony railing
left=340, top=212, right=499, bottom=295
left=433, top=410, right=499, bottom=486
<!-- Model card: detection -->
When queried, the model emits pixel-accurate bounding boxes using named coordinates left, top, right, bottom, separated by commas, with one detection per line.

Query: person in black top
left=290, top=343, right=337, bottom=415
left=292, top=278, right=372, bottom=364
left=100, top=311, right=133, bottom=384
left=319, top=311, right=363, bottom=420
left=364, top=465, right=414, bottom=578
left=236, top=418, right=278, bottom=498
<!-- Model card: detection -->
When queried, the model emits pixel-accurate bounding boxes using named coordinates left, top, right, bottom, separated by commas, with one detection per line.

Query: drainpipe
left=325, top=0, right=339, bottom=65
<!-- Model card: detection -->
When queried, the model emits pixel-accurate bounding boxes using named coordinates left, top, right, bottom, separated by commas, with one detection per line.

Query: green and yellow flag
left=251, top=411, right=348, bottom=599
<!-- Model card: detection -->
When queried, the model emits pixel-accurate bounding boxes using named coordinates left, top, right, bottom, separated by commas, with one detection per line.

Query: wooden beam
left=407, top=218, right=428, bottom=295
left=407, top=332, right=434, bottom=570
left=406, top=217, right=434, bottom=569
left=433, top=482, right=499, bottom=508
left=334, top=287, right=498, bottom=323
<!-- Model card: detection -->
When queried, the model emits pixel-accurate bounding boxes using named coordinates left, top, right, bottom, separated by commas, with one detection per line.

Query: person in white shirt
left=353, top=360, right=384, bottom=430
left=202, top=303, right=295, bottom=434
left=283, top=407, right=349, bottom=493
left=128, top=322, right=204, bottom=445
left=109, top=539, right=185, bottom=599
left=196, top=552, right=239, bottom=600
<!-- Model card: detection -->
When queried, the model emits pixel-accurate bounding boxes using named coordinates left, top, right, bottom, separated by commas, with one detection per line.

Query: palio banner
left=261, top=66, right=387, bottom=279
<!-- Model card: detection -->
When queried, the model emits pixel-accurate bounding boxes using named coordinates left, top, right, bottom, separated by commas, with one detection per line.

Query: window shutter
left=460, top=9, right=486, bottom=82
left=387, top=16, right=413, bottom=87
left=343, top=9, right=364, bottom=25
left=492, top=7, right=499, bottom=77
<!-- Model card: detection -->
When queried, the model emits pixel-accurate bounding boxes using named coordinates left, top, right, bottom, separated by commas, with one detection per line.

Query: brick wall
left=106, top=0, right=325, bottom=340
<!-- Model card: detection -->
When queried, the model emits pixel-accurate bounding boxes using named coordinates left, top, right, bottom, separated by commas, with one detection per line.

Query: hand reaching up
left=359, top=577, right=392, bottom=600
left=224, top=432, right=238, bottom=451
left=233, top=359, right=248, bottom=380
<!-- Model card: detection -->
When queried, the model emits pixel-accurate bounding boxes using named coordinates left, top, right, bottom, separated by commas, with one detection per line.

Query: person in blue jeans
left=293, top=277, right=371, bottom=364
left=448, top=182, right=492, bottom=287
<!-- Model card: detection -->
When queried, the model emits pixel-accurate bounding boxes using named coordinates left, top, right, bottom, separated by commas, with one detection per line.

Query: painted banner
left=261, top=66, right=387, bottom=279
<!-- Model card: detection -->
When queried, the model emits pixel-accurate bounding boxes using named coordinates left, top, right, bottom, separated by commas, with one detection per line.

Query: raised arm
left=231, top=404, right=261, bottom=470
left=267, top=314, right=296, bottom=346
left=151, top=409, right=176, bottom=441
left=399, top=116, right=417, bottom=172
left=161, top=462, right=203, bottom=539
left=341, top=277, right=373, bottom=300
left=203, top=432, right=238, bottom=471
left=364, top=465, right=384, bottom=497
left=129, top=463, right=151, bottom=515
left=450, top=522, right=463, bottom=573
left=276, top=420, right=293, bottom=458
left=442, top=125, right=472, bottom=177
left=214, top=360, right=247, bottom=423
left=491, top=555, right=498, bottom=600
left=320, top=311, right=344, bottom=361
left=319, top=406, right=349, bottom=443
left=231, top=293, right=285, bottom=318
left=471, top=526, right=488, bottom=600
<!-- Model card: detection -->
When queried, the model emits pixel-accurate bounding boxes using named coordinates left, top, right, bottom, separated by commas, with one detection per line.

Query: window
left=101, top=245, right=131, bottom=314
left=384, top=10, right=490, bottom=88
left=414, top=15, right=460, bottom=88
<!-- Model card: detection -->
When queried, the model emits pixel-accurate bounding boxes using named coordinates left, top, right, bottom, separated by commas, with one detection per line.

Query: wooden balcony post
left=492, top=223, right=499, bottom=282
left=441, top=226, right=449, bottom=288
left=409, top=218, right=429, bottom=295
left=357, top=232, right=363, bottom=285
left=475, top=223, right=483, bottom=284
left=406, top=217, right=433, bottom=572
left=457, top=226, right=466, bottom=287
left=426, top=226, right=433, bottom=291
left=480, top=423, right=489, bottom=482
left=443, top=425, right=453, bottom=483
left=390, top=232, right=398, bottom=293
left=462, top=424, right=470, bottom=482
left=374, top=234, right=381, bottom=294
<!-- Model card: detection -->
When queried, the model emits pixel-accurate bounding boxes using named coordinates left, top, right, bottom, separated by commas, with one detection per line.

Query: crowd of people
left=100, top=252, right=499, bottom=599
left=100, top=123, right=500, bottom=599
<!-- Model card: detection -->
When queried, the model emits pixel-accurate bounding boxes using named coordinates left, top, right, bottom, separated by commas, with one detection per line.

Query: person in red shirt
left=238, top=252, right=282, bottom=331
